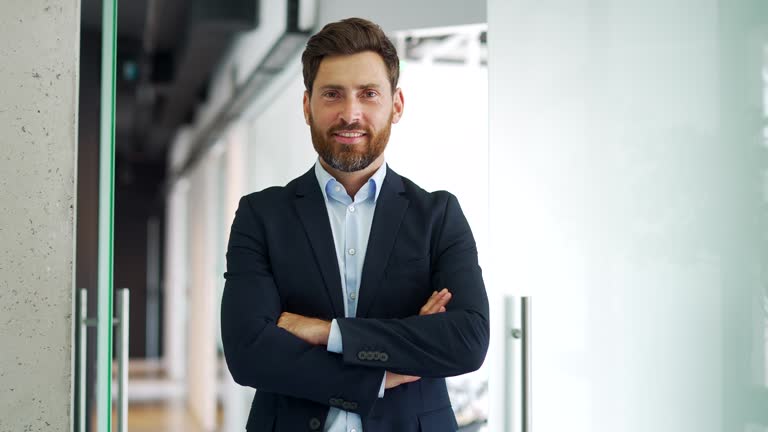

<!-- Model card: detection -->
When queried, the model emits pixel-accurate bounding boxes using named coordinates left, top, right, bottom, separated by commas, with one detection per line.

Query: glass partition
left=488, top=0, right=768, bottom=430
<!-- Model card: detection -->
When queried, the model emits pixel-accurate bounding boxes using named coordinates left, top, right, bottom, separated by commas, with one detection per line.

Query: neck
left=319, top=154, right=385, bottom=198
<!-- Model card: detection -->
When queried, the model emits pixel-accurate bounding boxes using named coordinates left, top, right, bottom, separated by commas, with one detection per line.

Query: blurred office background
left=75, top=1, right=490, bottom=431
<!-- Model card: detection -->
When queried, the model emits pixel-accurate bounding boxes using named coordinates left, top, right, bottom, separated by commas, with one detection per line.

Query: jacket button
left=380, top=352, right=389, bottom=362
left=309, top=417, right=321, bottom=430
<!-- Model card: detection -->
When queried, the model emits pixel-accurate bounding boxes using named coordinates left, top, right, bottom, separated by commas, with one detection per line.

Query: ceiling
left=80, top=0, right=260, bottom=164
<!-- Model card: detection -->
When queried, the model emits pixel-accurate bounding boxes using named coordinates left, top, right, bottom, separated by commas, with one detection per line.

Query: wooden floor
left=100, top=359, right=225, bottom=432
left=108, top=401, right=223, bottom=432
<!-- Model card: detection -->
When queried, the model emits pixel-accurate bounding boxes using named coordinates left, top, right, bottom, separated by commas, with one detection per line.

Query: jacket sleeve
left=336, top=193, right=490, bottom=378
left=220, top=195, right=385, bottom=415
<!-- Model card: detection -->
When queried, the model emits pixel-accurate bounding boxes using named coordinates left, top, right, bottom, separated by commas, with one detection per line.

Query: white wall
left=0, top=0, right=80, bottom=430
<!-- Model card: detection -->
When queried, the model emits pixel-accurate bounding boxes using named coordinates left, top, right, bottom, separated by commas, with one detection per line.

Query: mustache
left=329, top=122, right=370, bottom=134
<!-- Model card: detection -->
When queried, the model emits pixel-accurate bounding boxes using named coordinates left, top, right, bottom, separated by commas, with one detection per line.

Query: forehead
left=314, top=51, right=390, bottom=90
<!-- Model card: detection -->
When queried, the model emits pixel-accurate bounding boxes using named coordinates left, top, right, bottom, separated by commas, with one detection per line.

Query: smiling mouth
left=332, top=131, right=367, bottom=143
left=334, top=131, right=366, bottom=138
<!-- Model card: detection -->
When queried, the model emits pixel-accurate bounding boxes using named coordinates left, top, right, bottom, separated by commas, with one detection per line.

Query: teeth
left=337, top=132, right=364, bottom=138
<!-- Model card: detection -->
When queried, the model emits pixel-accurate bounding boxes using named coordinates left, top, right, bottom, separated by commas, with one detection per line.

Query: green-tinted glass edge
left=96, top=0, right=117, bottom=430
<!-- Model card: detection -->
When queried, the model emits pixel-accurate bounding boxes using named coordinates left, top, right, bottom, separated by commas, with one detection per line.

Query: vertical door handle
left=114, top=288, right=130, bottom=432
left=76, top=288, right=130, bottom=432
left=521, top=297, right=531, bottom=432
left=77, top=289, right=88, bottom=432
left=505, top=296, right=532, bottom=432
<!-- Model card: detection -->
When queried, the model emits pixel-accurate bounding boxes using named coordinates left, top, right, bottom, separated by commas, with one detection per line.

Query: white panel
left=186, top=154, right=221, bottom=431
left=164, top=178, right=190, bottom=382
left=488, top=0, right=767, bottom=431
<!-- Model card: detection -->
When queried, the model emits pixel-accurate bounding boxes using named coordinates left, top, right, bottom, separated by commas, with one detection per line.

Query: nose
left=339, top=97, right=362, bottom=125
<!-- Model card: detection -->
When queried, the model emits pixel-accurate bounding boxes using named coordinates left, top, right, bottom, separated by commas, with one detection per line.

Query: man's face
left=303, top=51, right=404, bottom=173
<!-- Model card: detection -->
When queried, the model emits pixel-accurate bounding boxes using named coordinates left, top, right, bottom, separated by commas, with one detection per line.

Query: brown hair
left=302, top=17, right=400, bottom=95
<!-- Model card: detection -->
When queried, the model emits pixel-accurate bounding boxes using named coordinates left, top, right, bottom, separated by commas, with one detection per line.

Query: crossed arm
left=221, top=193, right=489, bottom=415
left=276, top=288, right=454, bottom=390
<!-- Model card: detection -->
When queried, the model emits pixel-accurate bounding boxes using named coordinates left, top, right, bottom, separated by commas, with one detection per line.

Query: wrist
left=322, top=320, right=331, bottom=345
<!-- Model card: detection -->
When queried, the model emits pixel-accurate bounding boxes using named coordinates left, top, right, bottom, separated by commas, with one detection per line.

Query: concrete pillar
left=0, top=0, right=81, bottom=430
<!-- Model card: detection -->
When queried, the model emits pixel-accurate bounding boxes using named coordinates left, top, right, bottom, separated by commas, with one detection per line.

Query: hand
left=383, top=289, right=453, bottom=390
left=419, top=288, right=452, bottom=316
left=384, top=371, right=421, bottom=389
left=276, top=312, right=331, bottom=346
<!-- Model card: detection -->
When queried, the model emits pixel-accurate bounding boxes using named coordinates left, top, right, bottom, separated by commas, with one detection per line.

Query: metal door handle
left=75, top=288, right=129, bottom=432
left=115, top=288, right=130, bottom=432
left=522, top=297, right=531, bottom=432
left=505, top=296, right=531, bottom=432
left=77, top=289, right=87, bottom=432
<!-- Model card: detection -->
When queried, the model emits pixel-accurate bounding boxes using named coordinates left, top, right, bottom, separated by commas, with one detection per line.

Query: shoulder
left=238, top=171, right=309, bottom=214
left=395, top=171, right=458, bottom=210
left=240, top=185, right=288, bottom=212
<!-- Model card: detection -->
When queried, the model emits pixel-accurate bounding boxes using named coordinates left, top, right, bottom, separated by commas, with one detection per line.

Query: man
left=221, top=17, right=489, bottom=432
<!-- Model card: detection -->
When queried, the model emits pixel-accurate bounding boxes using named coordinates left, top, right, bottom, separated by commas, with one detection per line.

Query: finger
left=403, top=375, right=421, bottom=384
left=438, top=306, right=446, bottom=313
left=423, top=292, right=450, bottom=315
left=429, top=291, right=451, bottom=313
left=430, top=292, right=449, bottom=313
left=420, top=291, right=439, bottom=315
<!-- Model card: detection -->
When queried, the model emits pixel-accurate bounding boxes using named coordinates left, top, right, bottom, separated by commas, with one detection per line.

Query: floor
left=110, top=401, right=223, bottom=432
left=99, top=359, right=225, bottom=432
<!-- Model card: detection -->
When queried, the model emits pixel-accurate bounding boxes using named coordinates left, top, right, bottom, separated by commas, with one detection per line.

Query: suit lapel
left=293, top=168, right=344, bottom=318
left=357, top=168, right=409, bottom=318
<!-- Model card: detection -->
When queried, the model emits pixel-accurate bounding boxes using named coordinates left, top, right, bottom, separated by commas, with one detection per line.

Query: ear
left=391, top=87, right=404, bottom=124
left=302, top=91, right=311, bottom=125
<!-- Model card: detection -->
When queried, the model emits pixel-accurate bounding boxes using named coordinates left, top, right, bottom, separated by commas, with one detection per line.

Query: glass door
left=488, top=0, right=768, bottom=430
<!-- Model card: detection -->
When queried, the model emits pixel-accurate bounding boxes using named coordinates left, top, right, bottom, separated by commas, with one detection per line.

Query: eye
left=363, top=90, right=379, bottom=98
left=323, top=90, right=340, bottom=99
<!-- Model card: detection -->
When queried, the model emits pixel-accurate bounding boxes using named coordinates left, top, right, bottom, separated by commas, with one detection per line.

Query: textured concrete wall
left=0, top=0, right=80, bottom=430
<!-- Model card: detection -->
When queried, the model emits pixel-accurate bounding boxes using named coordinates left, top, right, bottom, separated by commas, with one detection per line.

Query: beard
left=309, top=112, right=392, bottom=173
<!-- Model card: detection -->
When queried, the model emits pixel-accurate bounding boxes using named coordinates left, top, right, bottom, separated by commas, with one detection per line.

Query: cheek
left=312, top=108, right=338, bottom=127
left=369, top=110, right=393, bottom=128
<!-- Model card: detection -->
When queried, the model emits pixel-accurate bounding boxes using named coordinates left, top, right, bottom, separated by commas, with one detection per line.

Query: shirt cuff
left=378, top=372, right=386, bottom=398
left=327, top=319, right=343, bottom=353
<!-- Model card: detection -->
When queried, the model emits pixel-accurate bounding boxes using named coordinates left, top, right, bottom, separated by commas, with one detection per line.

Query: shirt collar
left=314, top=158, right=388, bottom=204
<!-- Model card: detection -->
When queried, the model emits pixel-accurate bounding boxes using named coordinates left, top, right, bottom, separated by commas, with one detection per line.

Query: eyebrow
left=318, top=83, right=382, bottom=91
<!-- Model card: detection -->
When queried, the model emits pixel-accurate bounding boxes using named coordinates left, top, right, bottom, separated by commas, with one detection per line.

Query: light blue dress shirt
left=314, top=159, right=387, bottom=432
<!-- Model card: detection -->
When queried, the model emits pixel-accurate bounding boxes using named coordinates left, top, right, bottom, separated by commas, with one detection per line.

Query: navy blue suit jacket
left=221, top=166, right=489, bottom=432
